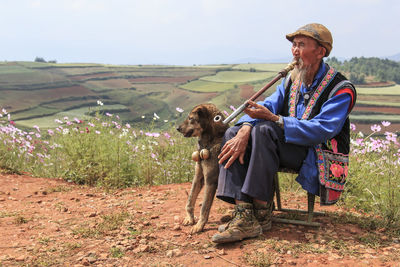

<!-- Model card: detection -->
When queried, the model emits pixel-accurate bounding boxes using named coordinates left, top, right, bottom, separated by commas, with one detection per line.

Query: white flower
left=153, top=113, right=160, bottom=119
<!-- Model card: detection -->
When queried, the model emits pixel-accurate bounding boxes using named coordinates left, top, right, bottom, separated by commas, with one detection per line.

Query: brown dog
left=176, top=103, right=228, bottom=233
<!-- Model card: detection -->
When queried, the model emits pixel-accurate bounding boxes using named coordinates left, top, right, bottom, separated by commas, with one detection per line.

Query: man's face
left=291, top=35, right=325, bottom=69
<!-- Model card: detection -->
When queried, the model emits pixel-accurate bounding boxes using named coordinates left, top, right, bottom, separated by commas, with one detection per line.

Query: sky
left=1, top=0, right=399, bottom=65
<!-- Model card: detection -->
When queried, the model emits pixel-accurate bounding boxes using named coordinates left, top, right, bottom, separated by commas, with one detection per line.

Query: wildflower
left=95, top=130, right=100, bottom=134
left=153, top=113, right=160, bottom=119
left=106, top=112, right=112, bottom=117
left=66, top=121, right=73, bottom=126
left=151, top=153, right=157, bottom=159
left=223, top=110, right=229, bottom=116
left=164, top=120, right=168, bottom=123
left=35, top=133, right=41, bottom=138
left=116, top=115, right=120, bottom=120
left=54, top=119, right=63, bottom=124
left=164, top=132, right=171, bottom=139
left=63, top=116, right=69, bottom=121
left=381, top=121, right=391, bottom=127
left=2, top=108, right=7, bottom=114
left=88, top=122, right=95, bottom=127
left=10, top=121, right=15, bottom=126
left=350, top=123, right=356, bottom=131
left=125, top=123, right=131, bottom=129
left=7, top=114, right=10, bottom=120
left=33, top=125, right=40, bottom=133
left=229, top=105, right=236, bottom=111
left=370, top=124, right=381, bottom=132
left=176, top=107, right=184, bottom=113
left=385, top=131, right=398, bottom=143
left=63, top=129, right=69, bottom=135
left=74, top=118, right=82, bottom=124
left=141, top=115, right=146, bottom=119
left=97, top=100, right=104, bottom=106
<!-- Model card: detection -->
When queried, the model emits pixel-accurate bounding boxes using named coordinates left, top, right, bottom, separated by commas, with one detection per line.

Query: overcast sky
left=1, top=0, right=399, bottom=65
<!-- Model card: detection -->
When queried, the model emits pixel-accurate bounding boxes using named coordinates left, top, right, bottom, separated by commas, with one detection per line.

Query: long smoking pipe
left=214, top=60, right=298, bottom=125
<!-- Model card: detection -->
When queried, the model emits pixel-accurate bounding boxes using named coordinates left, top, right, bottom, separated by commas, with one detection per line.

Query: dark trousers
left=216, top=121, right=308, bottom=204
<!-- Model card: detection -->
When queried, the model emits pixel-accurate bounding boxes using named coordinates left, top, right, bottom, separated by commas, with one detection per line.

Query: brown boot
left=212, top=203, right=262, bottom=244
left=253, top=201, right=273, bottom=232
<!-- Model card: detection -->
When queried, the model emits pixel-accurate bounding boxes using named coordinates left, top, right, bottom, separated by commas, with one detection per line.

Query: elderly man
left=212, top=23, right=356, bottom=243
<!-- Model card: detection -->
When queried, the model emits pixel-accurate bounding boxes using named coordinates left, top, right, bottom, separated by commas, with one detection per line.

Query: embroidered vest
left=282, top=64, right=357, bottom=205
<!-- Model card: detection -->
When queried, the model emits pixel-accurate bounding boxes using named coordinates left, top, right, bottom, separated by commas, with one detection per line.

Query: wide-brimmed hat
left=286, top=23, right=333, bottom=57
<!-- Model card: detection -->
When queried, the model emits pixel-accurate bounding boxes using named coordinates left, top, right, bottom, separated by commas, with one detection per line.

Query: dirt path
left=0, top=174, right=399, bottom=266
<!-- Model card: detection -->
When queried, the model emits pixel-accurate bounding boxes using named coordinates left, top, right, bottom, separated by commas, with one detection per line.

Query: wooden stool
left=272, top=170, right=323, bottom=227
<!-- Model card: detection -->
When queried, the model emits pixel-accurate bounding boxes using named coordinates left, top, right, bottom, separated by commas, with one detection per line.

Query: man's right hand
left=218, top=125, right=252, bottom=169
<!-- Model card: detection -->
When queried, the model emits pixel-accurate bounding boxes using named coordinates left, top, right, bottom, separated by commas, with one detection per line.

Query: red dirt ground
left=0, top=174, right=399, bottom=266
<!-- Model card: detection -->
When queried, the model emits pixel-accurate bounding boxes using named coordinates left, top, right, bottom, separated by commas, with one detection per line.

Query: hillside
left=1, top=60, right=400, bottom=133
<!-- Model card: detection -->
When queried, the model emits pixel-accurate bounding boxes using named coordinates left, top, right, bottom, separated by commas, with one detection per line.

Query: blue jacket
left=237, top=62, right=352, bottom=195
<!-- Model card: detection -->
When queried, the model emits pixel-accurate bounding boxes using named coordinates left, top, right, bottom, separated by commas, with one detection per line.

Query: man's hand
left=218, top=125, right=251, bottom=169
left=244, top=100, right=279, bottom=122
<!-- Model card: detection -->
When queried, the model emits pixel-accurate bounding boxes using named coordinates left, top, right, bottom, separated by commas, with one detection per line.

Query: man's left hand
left=244, top=100, right=279, bottom=122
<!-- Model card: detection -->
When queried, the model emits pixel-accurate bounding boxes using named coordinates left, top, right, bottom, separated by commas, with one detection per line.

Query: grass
left=356, top=84, right=400, bottom=95
left=16, top=104, right=129, bottom=128
left=180, top=80, right=236, bottom=92
left=200, top=71, right=276, bottom=83
left=232, top=63, right=287, bottom=72
left=356, top=100, right=400, bottom=107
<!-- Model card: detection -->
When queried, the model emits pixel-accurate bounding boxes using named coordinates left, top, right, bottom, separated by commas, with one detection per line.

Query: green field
left=356, top=84, right=400, bottom=95
left=180, top=80, right=236, bottom=92
left=16, top=104, right=129, bottom=128
left=232, top=63, right=287, bottom=72
left=199, top=71, right=276, bottom=83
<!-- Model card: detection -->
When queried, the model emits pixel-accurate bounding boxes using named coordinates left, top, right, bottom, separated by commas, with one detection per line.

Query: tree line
left=326, top=56, right=400, bottom=84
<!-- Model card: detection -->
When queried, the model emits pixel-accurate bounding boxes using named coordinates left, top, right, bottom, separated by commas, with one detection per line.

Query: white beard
left=290, top=58, right=312, bottom=86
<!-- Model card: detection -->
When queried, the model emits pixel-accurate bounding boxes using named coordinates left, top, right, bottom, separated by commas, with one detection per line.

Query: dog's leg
left=183, top=163, right=204, bottom=226
left=190, top=172, right=218, bottom=234
left=190, top=180, right=217, bottom=233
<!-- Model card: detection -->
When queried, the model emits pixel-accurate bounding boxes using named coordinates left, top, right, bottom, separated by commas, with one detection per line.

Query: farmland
left=0, top=61, right=399, bottom=133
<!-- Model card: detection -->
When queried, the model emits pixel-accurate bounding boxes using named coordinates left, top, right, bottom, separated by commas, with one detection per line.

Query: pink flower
left=176, top=107, right=184, bottom=113
left=229, top=105, right=236, bottom=111
left=350, top=123, right=356, bottom=131
left=381, top=121, right=391, bottom=127
left=330, top=164, right=344, bottom=178
left=371, top=124, right=381, bottom=132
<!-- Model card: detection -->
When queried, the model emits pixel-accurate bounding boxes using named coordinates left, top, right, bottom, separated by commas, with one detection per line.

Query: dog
left=176, top=103, right=228, bottom=233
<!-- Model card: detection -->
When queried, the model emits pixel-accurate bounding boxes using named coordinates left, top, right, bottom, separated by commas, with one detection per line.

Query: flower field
left=0, top=103, right=399, bottom=231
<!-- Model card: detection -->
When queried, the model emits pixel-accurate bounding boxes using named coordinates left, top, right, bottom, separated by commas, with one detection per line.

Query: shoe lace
left=226, top=205, right=246, bottom=228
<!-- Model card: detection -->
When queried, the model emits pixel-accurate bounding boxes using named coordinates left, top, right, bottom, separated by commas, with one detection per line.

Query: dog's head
left=176, top=103, right=228, bottom=138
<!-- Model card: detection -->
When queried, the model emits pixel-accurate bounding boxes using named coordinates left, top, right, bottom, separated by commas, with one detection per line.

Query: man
left=212, top=23, right=356, bottom=244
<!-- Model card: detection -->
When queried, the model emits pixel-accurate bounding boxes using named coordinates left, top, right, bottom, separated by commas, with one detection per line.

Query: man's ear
left=318, top=46, right=326, bottom=59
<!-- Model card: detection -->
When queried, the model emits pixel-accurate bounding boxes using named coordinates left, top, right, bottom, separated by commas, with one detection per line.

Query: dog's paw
left=190, top=222, right=204, bottom=234
left=182, top=216, right=195, bottom=226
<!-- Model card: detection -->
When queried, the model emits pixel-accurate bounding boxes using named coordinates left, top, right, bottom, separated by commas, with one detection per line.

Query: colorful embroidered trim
left=288, top=79, right=299, bottom=117
left=316, top=144, right=349, bottom=191
left=301, top=67, right=337, bottom=119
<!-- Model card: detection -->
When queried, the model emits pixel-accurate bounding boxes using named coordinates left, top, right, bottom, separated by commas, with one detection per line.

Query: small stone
left=88, top=212, right=97, bottom=218
left=150, top=215, right=159, bottom=219
left=204, top=255, right=212, bottom=259
left=173, top=225, right=181, bottom=231
left=217, top=249, right=226, bottom=255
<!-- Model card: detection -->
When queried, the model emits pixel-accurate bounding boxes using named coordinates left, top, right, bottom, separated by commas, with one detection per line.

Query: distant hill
left=1, top=59, right=399, bottom=131
left=387, top=52, right=400, bottom=61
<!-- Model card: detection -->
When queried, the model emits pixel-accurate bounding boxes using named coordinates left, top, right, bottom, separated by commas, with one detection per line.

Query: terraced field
left=0, top=61, right=399, bottom=133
